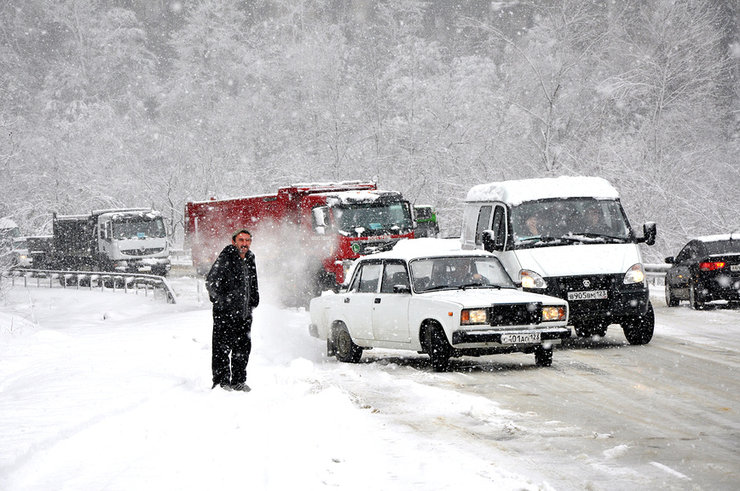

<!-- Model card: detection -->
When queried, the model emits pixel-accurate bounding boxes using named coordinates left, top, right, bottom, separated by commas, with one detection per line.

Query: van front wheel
left=622, top=302, right=654, bottom=345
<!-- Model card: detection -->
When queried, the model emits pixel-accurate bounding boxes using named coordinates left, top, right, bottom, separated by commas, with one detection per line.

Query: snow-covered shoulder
left=465, top=176, right=620, bottom=204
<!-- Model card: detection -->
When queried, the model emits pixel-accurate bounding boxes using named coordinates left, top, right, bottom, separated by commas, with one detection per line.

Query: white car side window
left=357, top=263, right=383, bottom=293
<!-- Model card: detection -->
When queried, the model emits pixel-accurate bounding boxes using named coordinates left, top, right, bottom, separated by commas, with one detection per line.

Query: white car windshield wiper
left=458, top=283, right=504, bottom=290
left=422, top=285, right=457, bottom=292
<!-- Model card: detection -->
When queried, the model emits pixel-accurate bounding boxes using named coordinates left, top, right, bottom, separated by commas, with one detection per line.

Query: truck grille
left=489, top=303, right=542, bottom=326
left=121, top=247, right=165, bottom=257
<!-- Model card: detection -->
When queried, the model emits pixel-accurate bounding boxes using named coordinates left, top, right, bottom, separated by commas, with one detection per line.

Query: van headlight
left=520, top=269, right=547, bottom=289
left=541, top=305, right=566, bottom=322
left=623, top=263, right=645, bottom=285
left=461, top=308, right=488, bottom=325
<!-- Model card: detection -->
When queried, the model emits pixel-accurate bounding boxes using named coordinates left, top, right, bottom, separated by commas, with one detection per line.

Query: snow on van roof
left=465, top=176, right=619, bottom=205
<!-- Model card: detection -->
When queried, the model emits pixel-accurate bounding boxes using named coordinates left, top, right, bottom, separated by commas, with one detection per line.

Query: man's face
left=233, top=232, right=252, bottom=258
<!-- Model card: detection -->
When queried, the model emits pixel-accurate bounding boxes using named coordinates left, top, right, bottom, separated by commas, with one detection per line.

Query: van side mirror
left=481, top=230, right=496, bottom=252
left=664, top=256, right=675, bottom=264
left=639, top=222, right=657, bottom=246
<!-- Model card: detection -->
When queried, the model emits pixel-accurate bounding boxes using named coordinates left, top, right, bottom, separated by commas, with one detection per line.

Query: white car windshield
left=410, top=256, right=516, bottom=292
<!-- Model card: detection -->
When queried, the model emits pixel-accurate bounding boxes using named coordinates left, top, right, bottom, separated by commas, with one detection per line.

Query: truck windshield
left=510, top=198, right=632, bottom=248
left=113, top=217, right=166, bottom=239
left=334, top=202, right=413, bottom=236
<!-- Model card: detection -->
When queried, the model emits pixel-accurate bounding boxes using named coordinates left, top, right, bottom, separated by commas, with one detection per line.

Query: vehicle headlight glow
left=520, top=269, right=547, bottom=289
left=541, top=306, right=566, bottom=322
left=461, top=308, right=488, bottom=325
left=623, top=263, right=645, bottom=285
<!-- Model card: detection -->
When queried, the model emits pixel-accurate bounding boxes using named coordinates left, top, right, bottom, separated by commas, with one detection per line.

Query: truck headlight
left=461, top=308, right=488, bottom=325
left=623, top=263, right=645, bottom=285
left=520, top=269, right=547, bottom=289
left=541, top=306, right=566, bottom=322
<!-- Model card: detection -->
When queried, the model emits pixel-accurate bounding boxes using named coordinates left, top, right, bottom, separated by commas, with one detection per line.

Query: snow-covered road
left=1, top=276, right=738, bottom=490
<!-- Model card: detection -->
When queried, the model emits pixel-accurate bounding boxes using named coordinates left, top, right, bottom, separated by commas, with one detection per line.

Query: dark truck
left=29, top=209, right=170, bottom=275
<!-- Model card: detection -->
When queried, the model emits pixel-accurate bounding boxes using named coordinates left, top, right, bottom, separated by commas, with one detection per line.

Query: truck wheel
left=622, top=302, right=654, bottom=345
left=689, top=284, right=704, bottom=310
left=424, top=323, right=451, bottom=372
left=534, top=346, right=553, bottom=367
left=333, top=324, right=363, bottom=363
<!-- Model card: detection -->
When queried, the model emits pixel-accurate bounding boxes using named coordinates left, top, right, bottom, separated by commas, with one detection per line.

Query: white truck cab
left=461, top=176, right=656, bottom=345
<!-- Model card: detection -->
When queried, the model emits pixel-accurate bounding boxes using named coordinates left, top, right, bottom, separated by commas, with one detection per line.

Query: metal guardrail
left=644, top=263, right=669, bottom=287
left=3, top=268, right=176, bottom=304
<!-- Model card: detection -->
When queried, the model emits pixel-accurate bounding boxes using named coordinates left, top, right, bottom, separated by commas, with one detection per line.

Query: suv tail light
left=699, top=261, right=726, bottom=271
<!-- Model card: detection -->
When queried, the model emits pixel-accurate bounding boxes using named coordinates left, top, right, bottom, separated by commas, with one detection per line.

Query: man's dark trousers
left=212, top=312, right=252, bottom=386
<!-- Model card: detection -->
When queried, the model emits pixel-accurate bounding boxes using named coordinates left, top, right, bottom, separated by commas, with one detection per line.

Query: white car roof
left=366, top=238, right=495, bottom=262
left=465, top=176, right=620, bottom=205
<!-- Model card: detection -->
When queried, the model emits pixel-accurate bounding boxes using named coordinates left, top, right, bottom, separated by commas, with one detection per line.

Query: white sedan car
left=309, top=239, right=570, bottom=371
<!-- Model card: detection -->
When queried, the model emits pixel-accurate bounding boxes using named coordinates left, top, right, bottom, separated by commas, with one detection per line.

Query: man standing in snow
left=206, top=229, right=259, bottom=392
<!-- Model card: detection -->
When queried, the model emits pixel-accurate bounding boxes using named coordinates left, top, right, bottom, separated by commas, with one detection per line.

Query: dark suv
left=665, top=234, right=740, bottom=309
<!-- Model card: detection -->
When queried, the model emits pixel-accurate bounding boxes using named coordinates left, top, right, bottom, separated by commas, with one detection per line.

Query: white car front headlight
left=461, top=308, right=488, bottom=325
left=541, top=305, right=566, bottom=322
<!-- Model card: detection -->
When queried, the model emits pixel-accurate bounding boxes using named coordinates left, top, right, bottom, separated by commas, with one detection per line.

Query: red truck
left=184, top=181, right=415, bottom=303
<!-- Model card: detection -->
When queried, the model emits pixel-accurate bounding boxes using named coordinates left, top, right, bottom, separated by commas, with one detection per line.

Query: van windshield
left=510, top=198, right=632, bottom=248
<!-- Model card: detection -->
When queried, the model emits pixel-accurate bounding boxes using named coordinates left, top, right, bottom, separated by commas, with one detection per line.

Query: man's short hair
left=232, top=229, right=252, bottom=241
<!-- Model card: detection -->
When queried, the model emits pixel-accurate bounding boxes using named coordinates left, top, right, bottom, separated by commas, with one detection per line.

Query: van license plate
left=731, top=265, right=740, bottom=272
left=501, top=332, right=541, bottom=344
left=568, top=290, right=608, bottom=301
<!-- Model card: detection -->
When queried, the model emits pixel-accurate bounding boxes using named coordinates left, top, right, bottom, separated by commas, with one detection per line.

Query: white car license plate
left=568, top=290, right=608, bottom=301
left=501, top=332, right=541, bottom=344
left=731, top=264, right=740, bottom=272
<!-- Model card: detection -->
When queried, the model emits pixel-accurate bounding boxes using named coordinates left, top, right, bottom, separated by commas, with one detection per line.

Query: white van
left=461, top=176, right=657, bottom=345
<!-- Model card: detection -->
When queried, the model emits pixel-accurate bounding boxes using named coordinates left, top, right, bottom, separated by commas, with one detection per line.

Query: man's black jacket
left=205, top=245, right=259, bottom=321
